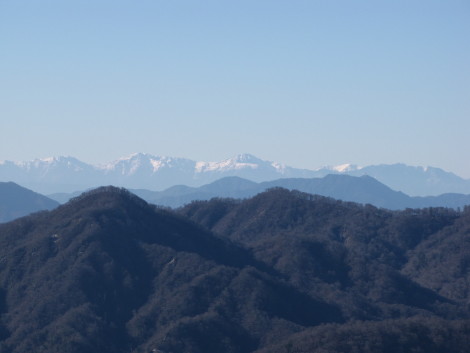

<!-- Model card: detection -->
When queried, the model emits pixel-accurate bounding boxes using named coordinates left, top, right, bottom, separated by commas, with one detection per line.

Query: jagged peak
left=333, top=163, right=361, bottom=172
left=101, top=153, right=196, bottom=171
left=114, top=152, right=160, bottom=162
left=14, top=156, right=84, bottom=165
left=108, top=153, right=163, bottom=166
left=318, top=163, right=361, bottom=173
left=230, top=153, right=264, bottom=163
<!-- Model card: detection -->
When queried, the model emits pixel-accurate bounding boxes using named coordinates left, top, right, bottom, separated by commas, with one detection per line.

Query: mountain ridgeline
left=130, top=175, right=470, bottom=210
left=49, top=175, right=470, bottom=211
left=0, top=182, right=59, bottom=223
left=0, top=186, right=469, bottom=352
left=5, top=173, right=470, bottom=227
left=2, top=153, right=470, bottom=195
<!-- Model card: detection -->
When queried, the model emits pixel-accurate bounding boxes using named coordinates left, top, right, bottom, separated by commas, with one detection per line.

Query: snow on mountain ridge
left=195, top=159, right=259, bottom=173
left=271, top=162, right=287, bottom=173
left=2, top=153, right=470, bottom=196
left=2, top=153, right=312, bottom=176
left=194, top=154, right=278, bottom=173
left=331, top=163, right=362, bottom=173
left=100, top=153, right=198, bottom=175
left=13, top=156, right=90, bottom=172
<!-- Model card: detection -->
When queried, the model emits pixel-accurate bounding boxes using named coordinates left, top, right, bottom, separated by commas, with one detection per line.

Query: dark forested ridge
left=180, top=189, right=470, bottom=351
left=0, top=187, right=469, bottom=352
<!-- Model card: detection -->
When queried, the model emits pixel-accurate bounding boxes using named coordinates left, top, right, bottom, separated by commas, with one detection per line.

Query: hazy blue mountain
left=133, top=177, right=260, bottom=207
left=50, top=175, right=470, bottom=211
left=0, top=157, right=101, bottom=194
left=2, top=153, right=316, bottom=194
left=3, top=153, right=470, bottom=195
left=47, top=177, right=258, bottom=205
left=47, top=190, right=86, bottom=204
left=346, top=163, right=470, bottom=196
left=0, top=182, right=59, bottom=222
left=139, top=175, right=470, bottom=210
left=297, top=163, right=470, bottom=196
left=262, top=175, right=413, bottom=209
left=134, top=175, right=411, bottom=209
left=265, top=176, right=469, bottom=209
left=412, top=193, right=470, bottom=209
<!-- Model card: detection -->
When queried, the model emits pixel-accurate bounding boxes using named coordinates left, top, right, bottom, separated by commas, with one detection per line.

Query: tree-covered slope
left=179, top=189, right=470, bottom=351
left=0, top=187, right=341, bottom=353
left=0, top=187, right=469, bottom=352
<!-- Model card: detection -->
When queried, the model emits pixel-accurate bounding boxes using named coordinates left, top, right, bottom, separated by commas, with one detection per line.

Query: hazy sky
left=1, top=1, right=469, bottom=176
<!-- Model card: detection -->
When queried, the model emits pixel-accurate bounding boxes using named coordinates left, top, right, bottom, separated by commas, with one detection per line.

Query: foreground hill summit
left=0, top=187, right=469, bottom=352
left=2, top=153, right=470, bottom=195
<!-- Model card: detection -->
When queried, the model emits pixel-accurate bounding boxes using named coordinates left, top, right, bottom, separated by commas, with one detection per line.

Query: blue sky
left=1, top=0, right=469, bottom=176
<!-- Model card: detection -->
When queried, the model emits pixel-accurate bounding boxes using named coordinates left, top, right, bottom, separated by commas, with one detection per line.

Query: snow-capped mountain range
left=1, top=153, right=469, bottom=196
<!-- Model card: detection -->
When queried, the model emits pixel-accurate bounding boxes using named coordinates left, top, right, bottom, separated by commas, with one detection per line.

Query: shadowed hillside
left=0, top=187, right=469, bottom=352
left=0, top=187, right=341, bottom=353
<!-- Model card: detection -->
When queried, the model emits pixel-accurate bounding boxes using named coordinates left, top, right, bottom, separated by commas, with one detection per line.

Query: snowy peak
left=102, top=153, right=196, bottom=174
left=16, top=156, right=92, bottom=172
left=231, top=153, right=264, bottom=163
left=19, top=156, right=81, bottom=165
left=102, top=153, right=158, bottom=174
left=195, top=154, right=264, bottom=173
left=1, top=153, right=469, bottom=196
left=332, top=163, right=361, bottom=173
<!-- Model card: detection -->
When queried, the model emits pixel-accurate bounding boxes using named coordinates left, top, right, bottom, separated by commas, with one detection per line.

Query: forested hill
left=0, top=187, right=469, bottom=352
left=180, top=189, right=470, bottom=352
left=181, top=188, right=470, bottom=308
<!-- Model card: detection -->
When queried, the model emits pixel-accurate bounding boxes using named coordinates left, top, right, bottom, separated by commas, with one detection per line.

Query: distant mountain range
left=49, top=175, right=470, bottom=211
left=0, top=182, right=59, bottom=223
left=1, top=153, right=470, bottom=196
left=4, top=173, right=469, bottom=226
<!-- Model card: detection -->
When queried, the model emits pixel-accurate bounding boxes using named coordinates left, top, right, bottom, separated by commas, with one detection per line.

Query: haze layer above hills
left=5, top=172, right=470, bottom=227
left=4, top=173, right=470, bottom=227
left=130, top=175, right=470, bottom=210
left=48, top=175, right=470, bottom=211
left=0, top=187, right=469, bottom=352
left=1, top=153, right=470, bottom=196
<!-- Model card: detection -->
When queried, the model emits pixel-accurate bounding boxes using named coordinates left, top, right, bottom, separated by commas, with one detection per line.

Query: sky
left=1, top=0, right=469, bottom=177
